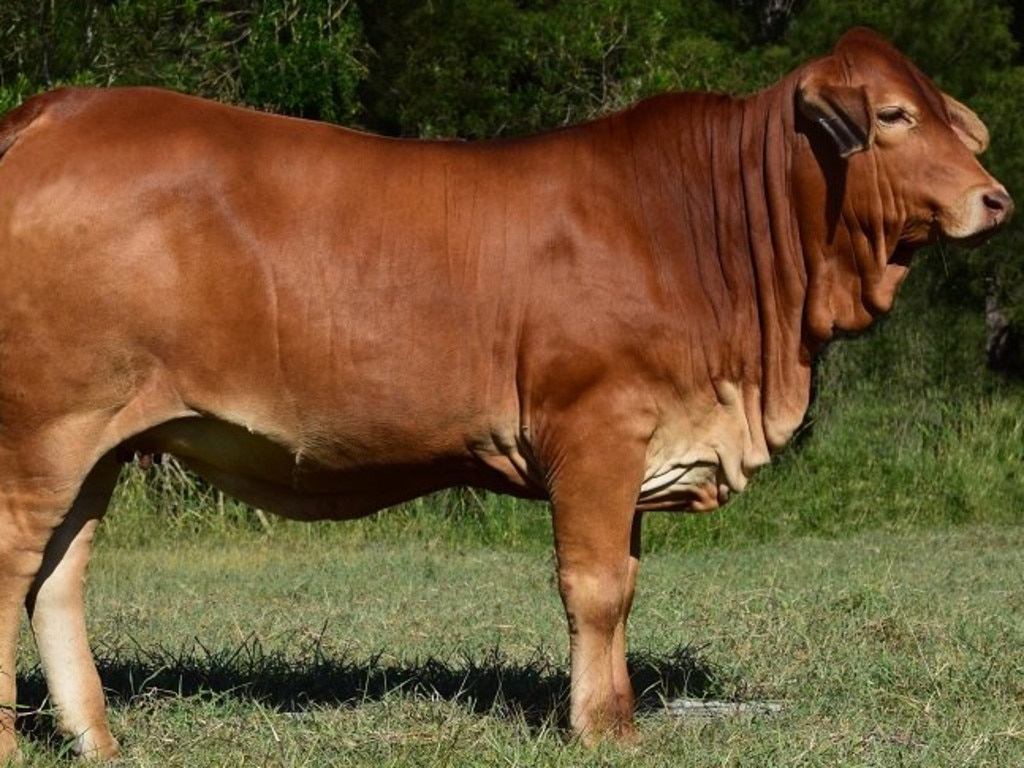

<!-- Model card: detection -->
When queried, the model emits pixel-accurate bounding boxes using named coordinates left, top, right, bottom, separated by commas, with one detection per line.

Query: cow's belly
left=126, top=416, right=546, bottom=520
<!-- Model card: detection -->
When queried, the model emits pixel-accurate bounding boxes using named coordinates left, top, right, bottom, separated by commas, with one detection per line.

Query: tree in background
left=0, top=0, right=367, bottom=120
left=357, top=0, right=764, bottom=138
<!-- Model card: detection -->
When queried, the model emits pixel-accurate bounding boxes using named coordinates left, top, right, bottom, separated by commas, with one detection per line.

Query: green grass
left=14, top=525, right=1024, bottom=766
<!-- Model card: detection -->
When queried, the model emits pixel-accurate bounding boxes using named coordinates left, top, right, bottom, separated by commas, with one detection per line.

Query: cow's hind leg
left=0, top=479, right=85, bottom=760
left=0, top=429, right=120, bottom=762
left=26, top=452, right=120, bottom=759
left=0, top=490, right=45, bottom=761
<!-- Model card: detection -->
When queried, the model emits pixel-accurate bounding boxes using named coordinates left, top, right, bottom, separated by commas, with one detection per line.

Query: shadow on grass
left=16, top=636, right=729, bottom=747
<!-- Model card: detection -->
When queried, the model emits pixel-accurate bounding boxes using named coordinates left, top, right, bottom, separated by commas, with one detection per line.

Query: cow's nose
left=983, top=186, right=1014, bottom=226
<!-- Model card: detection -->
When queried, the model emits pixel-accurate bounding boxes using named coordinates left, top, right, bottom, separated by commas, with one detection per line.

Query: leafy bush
left=358, top=0, right=764, bottom=138
left=238, top=0, right=366, bottom=122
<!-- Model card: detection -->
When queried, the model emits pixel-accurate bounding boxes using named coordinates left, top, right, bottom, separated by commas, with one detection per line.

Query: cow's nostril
left=983, top=188, right=1014, bottom=223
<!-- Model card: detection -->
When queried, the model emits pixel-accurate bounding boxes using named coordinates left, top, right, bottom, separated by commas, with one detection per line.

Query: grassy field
left=13, top=524, right=1024, bottom=766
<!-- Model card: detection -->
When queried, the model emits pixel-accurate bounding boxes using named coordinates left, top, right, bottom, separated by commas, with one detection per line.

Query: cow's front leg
left=547, top=441, right=645, bottom=743
left=611, top=544, right=640, bottom=729
left=26, top=453, right=120, bottom=760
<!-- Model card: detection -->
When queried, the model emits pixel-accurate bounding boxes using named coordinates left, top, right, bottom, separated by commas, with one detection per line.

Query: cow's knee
left=549, top=480, right=642, bottom=742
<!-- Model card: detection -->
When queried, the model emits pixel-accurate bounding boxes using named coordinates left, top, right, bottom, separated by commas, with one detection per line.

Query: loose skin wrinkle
left=0, top=29, right=1012, bottom=758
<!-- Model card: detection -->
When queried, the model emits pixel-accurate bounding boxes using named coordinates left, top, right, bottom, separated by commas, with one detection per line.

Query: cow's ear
left=943, top=93, right=989, bottom=154
left=797, top=65, right=874, bottom=158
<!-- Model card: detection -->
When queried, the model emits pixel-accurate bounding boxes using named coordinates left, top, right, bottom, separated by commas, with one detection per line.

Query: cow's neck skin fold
left=819, top=162, right=915, bottom=340
left=791, top=100, right=914, bottom=354
left=618, top=82, right=813, bottom=465
left=738, top=80, right=814, bottom=452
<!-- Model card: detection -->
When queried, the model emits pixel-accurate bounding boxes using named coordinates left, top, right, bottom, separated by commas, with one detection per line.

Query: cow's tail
left=0, top=92, right=54, bottom=161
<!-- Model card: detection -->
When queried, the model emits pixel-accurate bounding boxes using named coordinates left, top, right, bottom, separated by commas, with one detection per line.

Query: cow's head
left=792, top=28, right=1012, bottom=338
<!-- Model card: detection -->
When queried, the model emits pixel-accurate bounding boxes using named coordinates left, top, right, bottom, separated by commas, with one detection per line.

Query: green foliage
left=0, top=1, right=100, bottom=87
left=968, top=65, right=1024, bottom=325
left=359, top=0, right=541, bottom=138
left=0, top=1, right=233, bottom=94
left=0, top=1, right=368, bottom=119
left=785, top=0, right=1017, bottom=94
left=238, top=0, right=366, bottom=122
left=358, top=0, right=763, bottom=138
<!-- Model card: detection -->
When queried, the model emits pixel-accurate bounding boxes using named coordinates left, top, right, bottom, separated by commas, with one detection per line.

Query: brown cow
left=0, top=28, right=1011, bottom=759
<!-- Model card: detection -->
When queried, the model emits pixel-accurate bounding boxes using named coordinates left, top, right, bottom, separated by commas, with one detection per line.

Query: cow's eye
left=877, top=106, right=913, bottom=127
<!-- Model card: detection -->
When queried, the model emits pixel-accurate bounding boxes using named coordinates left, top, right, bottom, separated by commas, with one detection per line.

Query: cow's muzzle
left=941, top=183, right=1014, bottom=247
left=982, top=186, right=1014, bottom=228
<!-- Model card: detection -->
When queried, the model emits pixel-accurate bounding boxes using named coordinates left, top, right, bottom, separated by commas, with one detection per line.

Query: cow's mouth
left=941, top=223, right=1007, bottom=250
left=929, top=214, right=1008, bottom=251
